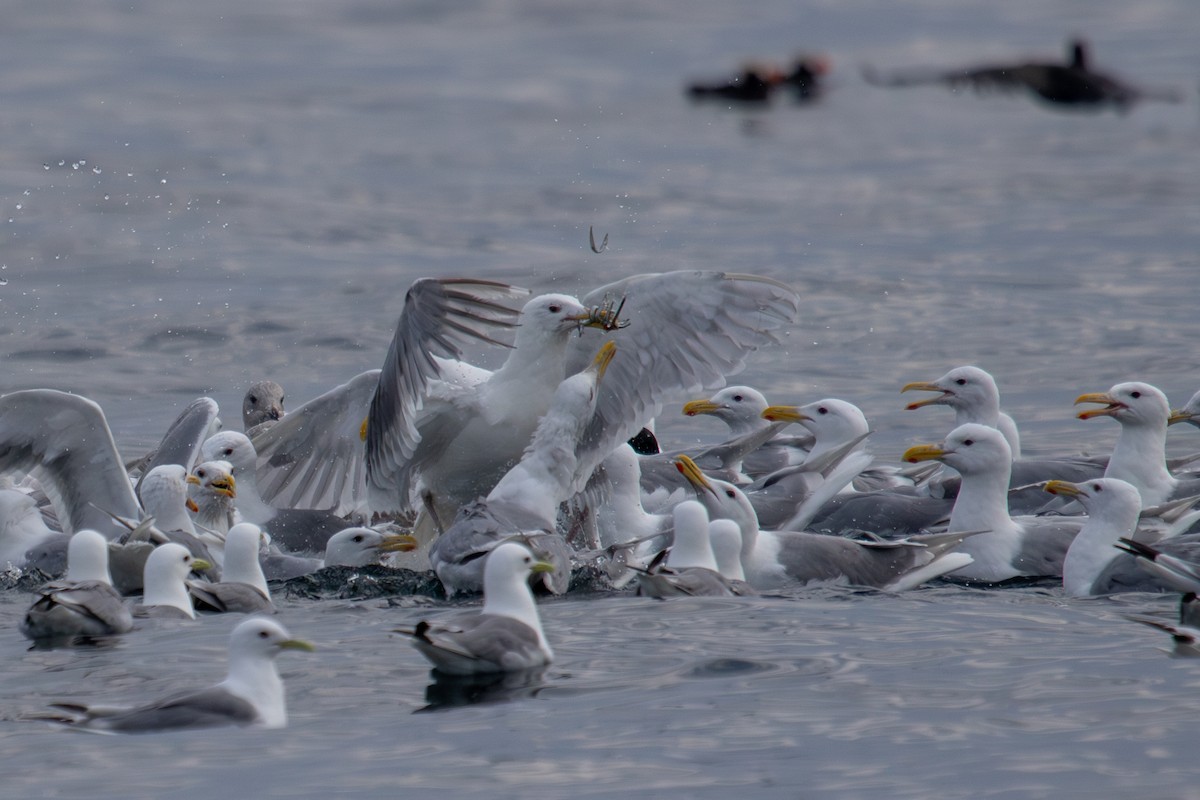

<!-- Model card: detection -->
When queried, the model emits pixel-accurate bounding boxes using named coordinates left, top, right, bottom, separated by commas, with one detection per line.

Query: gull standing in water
left=397, top=542, right=554, bottom=675
left=47, top=617, right=313, bottom=732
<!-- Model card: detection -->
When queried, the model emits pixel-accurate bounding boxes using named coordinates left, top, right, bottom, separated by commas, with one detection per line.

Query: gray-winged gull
left=202, top=431, right=352, bottom=555
left=48, top=617, right=313, bottom=732
left=1041, top=478, right=1194, bottom=595
left=675, top=455, right=976, bottom=590
left=902, top=365, right=1022, bottom=458
left=635, top=500, right=737, bottom=598
left=20, top=529, right=133, bottom=641
left=367, top=272, right=800, bottom=535
left=901, top=424, right=1083, bottom=581
left=137, top=542, right=212, bottom=619
left=260, top=526, right=418, bottom=581
left=0, top=390, right=142, bottom=540
left=397, top=541, right=554, bottom=675
left=429, top=341, right=616, bottom=596
left=1076, top=381, right=1200, bottom=507
left=188, top=523, right=274, bottom=614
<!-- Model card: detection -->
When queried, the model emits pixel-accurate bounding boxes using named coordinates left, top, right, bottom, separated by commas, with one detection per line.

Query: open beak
left=900, top=381, right=949, bottom=410
left=209, top=476, right=237, bottom=499
left=1074, top=392, right=1122, bottom=420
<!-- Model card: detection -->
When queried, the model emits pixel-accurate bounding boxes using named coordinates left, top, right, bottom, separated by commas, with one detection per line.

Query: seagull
left=1075, top=381, right=1200, bottom=507
left=397, top=542, right=555, bottom=675
left=901, top=365, right=1022, bottom=458
left=367, top=272, right=800, bottom=535
left=19, top=529, right=133, bottom=642
left=901, top=424, right=1083, bottom=582
left=681, top=385, right=811, bottom=477
left=137, top=542, right=212, bottom=619
left=0, top=488, right=61, bottom=569
left=0, top=390, right=144, bottom=539
left=201, top=431, right=354, bottom=555
left=1042, top=478, right=1200, bottom=595
left=188, top=523, right=275, bottom=614
left=242, top=380, right=285, bottom=438
left=189, top=460, right=238, bottom=550
left=634, top=500, right=738, bottom=598
left=47, top=617, right=314, bottom=732
left=429, top=341, right=616, bottom=597
left=675, top=456, right=977, bottom=591
left=259, top=526, right=419, bottom=581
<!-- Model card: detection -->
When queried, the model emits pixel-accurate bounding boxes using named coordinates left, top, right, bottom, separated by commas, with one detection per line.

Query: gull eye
left=963, top=439, right=974, bottom=446
left=725, top=489, right=736, bottom=498
left=548, top=303, right=562, bottom=314
left=818, top=406, right=828, bottom=415
left=196, top=469, right=206, bottom=478
left=1130, top=391, right=1141, bottom=399
left=258, top=630, right=270, bottom=639
left=249, top=395, right=258, bottom=404
left=183, top=554, right=192, bottom=563
left=353, top=534, right=364, bottom=543
left=1093, top=483, right=1103, bottom=492
left=732, top=394, right=743, bottom=402
left=955, top=378, right=967, bottom=386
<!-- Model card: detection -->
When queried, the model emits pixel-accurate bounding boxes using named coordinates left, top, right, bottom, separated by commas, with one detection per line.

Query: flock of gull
left=7, top=270, right=1200, bottom=732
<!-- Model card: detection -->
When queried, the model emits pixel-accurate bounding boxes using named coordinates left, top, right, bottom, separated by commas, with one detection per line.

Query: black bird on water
left=863, top=38, right=1182, bottom=113
left=686, top=55, right=830, bottom=104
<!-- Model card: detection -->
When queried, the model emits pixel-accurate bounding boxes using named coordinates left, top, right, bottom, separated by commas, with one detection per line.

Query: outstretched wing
left=0, top=390, right=141, bottom=538
left=564, top=271, right=800, bottom=494
left=252, top=370, right=379, bottom=516
left=365, top=278, right=531, bottom=513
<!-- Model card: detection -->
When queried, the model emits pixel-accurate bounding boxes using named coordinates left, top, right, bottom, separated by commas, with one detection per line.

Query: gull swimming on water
left=20, top=529, right=133, bottom=642
left=1076, top=381, right=1200, bottom=507
left=137, top=542, right=212, bottom=619
left=188, top=523, right=275, bottom=614
left=634, top=500, right=738, bottom=598
left=47, top=617, right=313, bottom=732
left=397, top=541, right=555, bottom=675
left=675, top=456, right=976, bottom=591
left=901, top=424, right=1083, bottom=582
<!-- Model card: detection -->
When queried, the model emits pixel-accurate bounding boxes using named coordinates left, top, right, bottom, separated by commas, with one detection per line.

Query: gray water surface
left=1, top=0, right=1199, bottom=797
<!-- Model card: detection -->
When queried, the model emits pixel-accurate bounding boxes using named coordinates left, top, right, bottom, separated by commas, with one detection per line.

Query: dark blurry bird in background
left=686, top=54, right=830, bottom=105
left=862, top=37, right=1183, bottom=113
